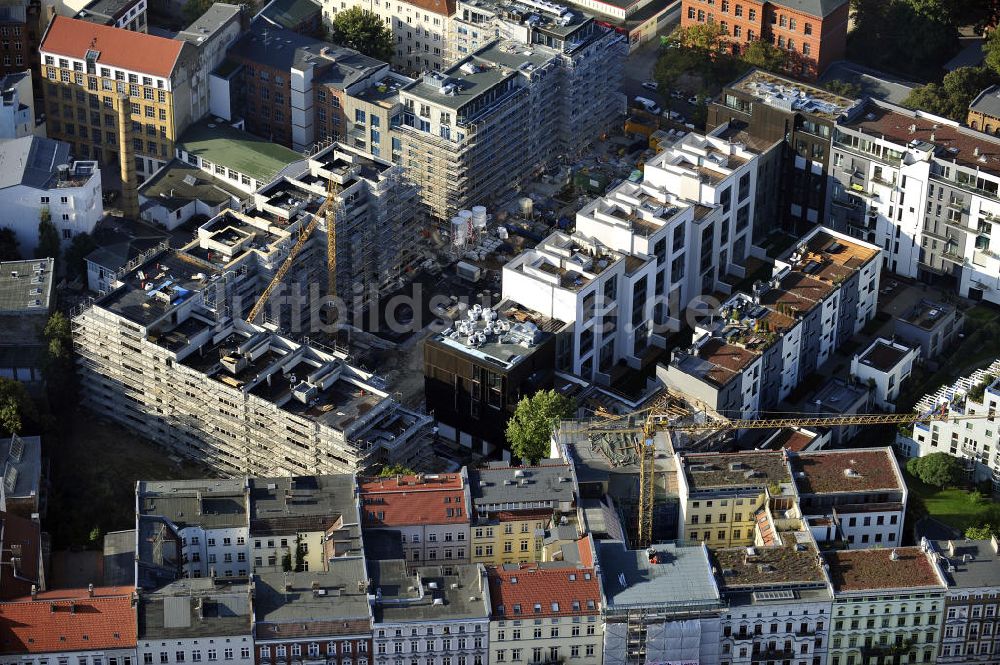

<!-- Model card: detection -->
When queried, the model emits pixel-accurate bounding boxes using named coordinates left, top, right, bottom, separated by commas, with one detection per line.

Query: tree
left=63, top=233, right=97, bottom=283
left=506, top=390, right=576, bottom=464
left=966, top=523, right=996, bottom=540
left=36, top=211, right=61, bottom=263
left=0, top=227, right=19, bottom=261
left=848, top=0, right=960, bottom=79
left=0, top=378, right=37, bottom=435
left=987, top=29, right=1000, bottom=77
left=906, top=452, right=965, bottom=488
left=378, top=463, right=417, bottom=477
left=328, top=8, right=393, bottom=62
left=741, top=40, right=789, bottom=72
left=904, top=67, right=1000, bottom=121
left=824, top=79, right=862, bottom=98
left=42, top=312, right=76, bottom=407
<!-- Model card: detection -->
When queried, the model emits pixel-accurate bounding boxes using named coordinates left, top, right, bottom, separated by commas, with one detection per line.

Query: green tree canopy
left=506, top=390, right=576, bottom=464
left=986, top=28, right=1000, bottom=77
left=741, top=40, right=789, bottom=72
left=37, top=214, right=61, bottom=263
left=0, top=378, right=37, bottom=436
left=378, top=463, right=417, bottom=477
left=849, top=0, right=960, bottom=79
left=42, top=312, right=77, bottom=408
left=328, top=7, right=394, bottom=62
left=903, top=66, right=1000, bottom=121
left=965, top=523, right=996, bottom=540
left=0, top=228, right=20, bottom=261
left=906, top=452, right=965, bottom=488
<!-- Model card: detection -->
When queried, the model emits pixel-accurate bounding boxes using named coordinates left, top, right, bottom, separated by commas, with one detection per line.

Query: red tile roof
left=496, top=509, right=552, bottom=523
left=488, top=564, right=601, bottom=618
left=40, top=16, right=185, bottom=79
left=359, top=474, right=468, bottom=527
left=825, top=548, right=943, bottom=592
left=0, top=587, right=137, bottom=654
left=792, top=449, right=902, bottom=494
left=0, top=512, right=41, bottom=601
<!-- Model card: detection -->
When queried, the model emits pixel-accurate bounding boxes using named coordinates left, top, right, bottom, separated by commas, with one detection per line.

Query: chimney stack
left=948, top=540, right=955, bottom=556
left=88, top=583, right=94, bottom=597
left=115, top=92, right=140, bottom=219
left=30, top=584, right=36, bottom=600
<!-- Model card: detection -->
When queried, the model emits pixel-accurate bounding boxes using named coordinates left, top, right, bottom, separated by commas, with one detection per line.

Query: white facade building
left=830, top=99, right=1000, bottom=305
left=896, top=359, right=1000, bottom=490
left=850, top=337, right=918, bottom=410
left=137, top=578, right=254, bottom=665
left=503, top=130, right=760, bottom=385
left=138, top=479, right=251, bottom=580
left=0, top=72, right=35, bottom=139
left=0, top=136, right=102, bottom=256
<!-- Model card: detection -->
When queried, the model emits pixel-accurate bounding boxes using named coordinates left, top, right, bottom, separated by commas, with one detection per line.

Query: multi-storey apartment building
left=359, top=472, right=472, bottom=565
left=74, top=242, right=431, bottom=476
left=488, top=547, right=604, bottom=665
left=39, top=16, right=201, bottom=180
left=708, top=69, right=858, bottom=235
left=0, top=0, right=42, bottom=85
left=825, top=547, right=947, bottom=665
left=896, top=359, right=1000, bottom=489
left=74, top=0, right=147, bottom=31
left=930, top=537, right=1000, bottom=665
left=662, top=226, right=880, bottom=420
left=0, top=137, right=102, bottom=255
left=253, top=562, right=374, bottom=665
left=0, top=587, right=138, bottom=665
left=791, top=448, right=907, bottom=549
left=136, top=578, right=254, bottom=665
left=138, top=479, right=250, bottom=580
left=248, top=474, right=363, bottom=574
left=224, top=20, right=389, bottom=152
left=503, top=129, right=760, bottom=384
left=423, top=300, right=566, bottom=453
left=598, top=539, right=725, bottom=665
left=323, top=0, right=453, bottom=73
left=829, top=98, right=1000, bottom=305
left=713, top=534, right=833, bottom=665
left=468, top=461, right=578, bottom=565
left=369, top=560, right=491, bottom=665
left=850, top=338, right=918, bottom=410
left=681, top=0, right=848, bottom=79
left=0, top=71, right=36, bottom=139
left=894, top=298, right=963, bottom=360
left=676, top=450, right=796, bottom=548
left=396, top=14, right=623, bottom=222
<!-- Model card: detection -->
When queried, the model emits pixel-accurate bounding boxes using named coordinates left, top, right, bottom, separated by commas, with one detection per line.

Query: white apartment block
left=829, top=98, right=1000, bottom=305
left=662, top=226, right=879, bottom=420
left=396, top=10, right=623, bottom=222
left=370, top=561, right=491, bottom=665
left=322, top=0, right=450, bottom=74
left=138, top=479, right=251, bottom=579
left=503, top=130, right=760, bottom=385
left=896, top=359, right=1000, bottom=490
left=0, top=71, right=35, bottom=139
left=850, top=337, right=918, bottom=410
left=0, top=136, right=102, bottom=256
left=137, top=578, right=254, bottom=665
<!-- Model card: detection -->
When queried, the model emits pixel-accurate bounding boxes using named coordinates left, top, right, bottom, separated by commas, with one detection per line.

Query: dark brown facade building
left=423, top=300, right=563, bottom=455
left=708, top=68, right=857, bottom=234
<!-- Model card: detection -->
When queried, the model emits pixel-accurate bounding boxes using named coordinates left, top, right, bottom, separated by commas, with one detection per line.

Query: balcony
left=940, top=249, right=966, bottom=265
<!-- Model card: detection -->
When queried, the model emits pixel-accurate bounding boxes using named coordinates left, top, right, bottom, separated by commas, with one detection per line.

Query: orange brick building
left=681, top=0, right=848, bottom=79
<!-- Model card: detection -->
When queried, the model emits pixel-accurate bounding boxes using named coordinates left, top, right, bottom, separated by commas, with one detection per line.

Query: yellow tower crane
left=246, top=181, right=339, bottom=324
left=571, top=405, right=990, bottom=549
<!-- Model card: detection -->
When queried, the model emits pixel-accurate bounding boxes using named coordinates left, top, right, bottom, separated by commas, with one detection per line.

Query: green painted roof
left=178, top=120, right=304, bottom=184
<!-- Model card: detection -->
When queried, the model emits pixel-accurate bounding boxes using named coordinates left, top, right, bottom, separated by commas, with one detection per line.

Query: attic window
left=533, top=604, right=542, bottom=613
left=510, top=576, right=517, bottom=584
left=586, top=600, right=595, bottom=609
left=513, top=604, right=521, bottom=614
left=551, top=602, right=559, bottom=612
left=568, top=574, right=576, bottom=581
left=572, top=601, right=580, bottom=611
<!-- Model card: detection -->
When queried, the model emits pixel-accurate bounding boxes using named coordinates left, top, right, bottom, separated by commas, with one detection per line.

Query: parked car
left=634, top=96, right=661, bottom=115
left=641, top=80, right=658, bottom=91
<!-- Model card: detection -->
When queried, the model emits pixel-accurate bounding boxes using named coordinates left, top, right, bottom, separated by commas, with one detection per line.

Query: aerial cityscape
left=1, top=0, right=1000, bottom=662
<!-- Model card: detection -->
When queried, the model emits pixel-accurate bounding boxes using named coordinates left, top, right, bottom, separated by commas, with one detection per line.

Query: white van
left=633, top=96, right=661, bottom=115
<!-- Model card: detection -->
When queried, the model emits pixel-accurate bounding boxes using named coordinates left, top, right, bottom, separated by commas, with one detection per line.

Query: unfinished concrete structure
left=72, top=240, right=432, bottom=477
